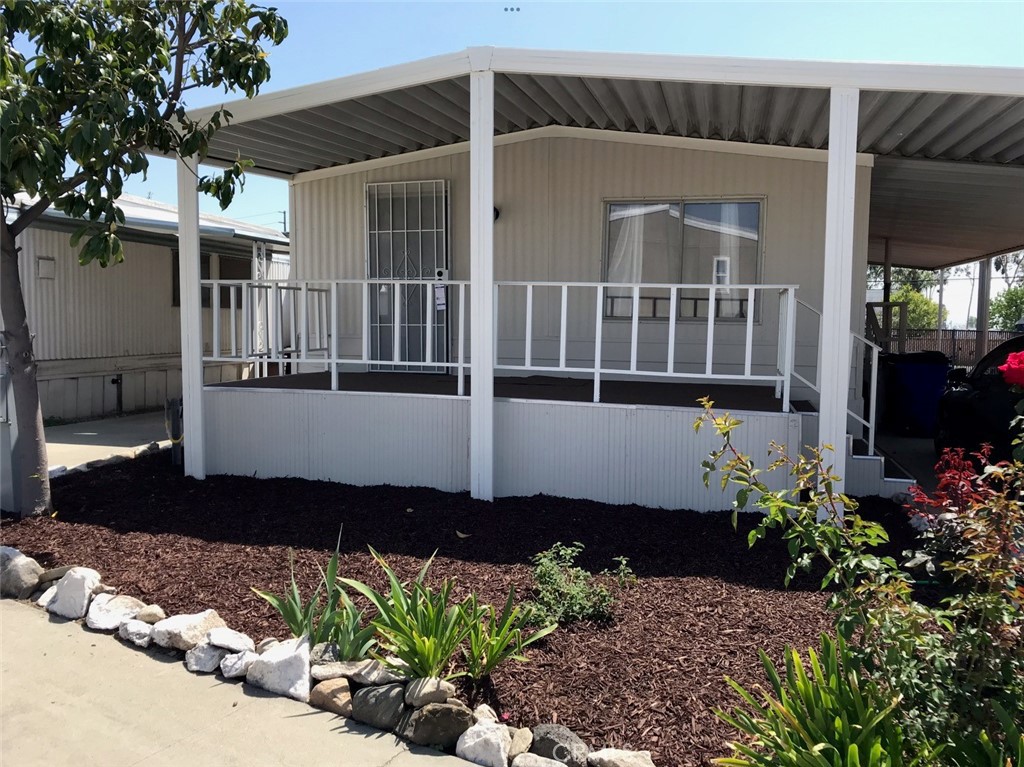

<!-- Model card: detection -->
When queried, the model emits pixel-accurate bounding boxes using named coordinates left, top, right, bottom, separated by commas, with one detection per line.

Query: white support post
left=937, top=267, right=945, bottom=345
left=175, top=156, right=206, bottom=479
left=819, top=86, right=860, bottom=497
left=469, top=66, right=495, bottom=501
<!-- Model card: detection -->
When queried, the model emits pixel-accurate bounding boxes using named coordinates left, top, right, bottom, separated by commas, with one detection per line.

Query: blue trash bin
left=881, top=351, right=950, bottom=437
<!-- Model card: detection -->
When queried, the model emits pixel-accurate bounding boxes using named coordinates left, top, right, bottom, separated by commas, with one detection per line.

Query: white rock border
left=5, top=551, right=658, bottom=766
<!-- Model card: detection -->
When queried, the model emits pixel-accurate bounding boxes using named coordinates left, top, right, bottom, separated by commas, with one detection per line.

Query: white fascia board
left=188, top=50, right=472, bottom=126
left=489, top=47, right=1024, bottom=97
left=290, top=124, right=873, bottom=186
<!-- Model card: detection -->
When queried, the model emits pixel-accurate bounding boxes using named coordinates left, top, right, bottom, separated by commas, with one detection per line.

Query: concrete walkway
left=0, top=601, right=467, bottom=767
left=45, top=411, right=169, bottom=475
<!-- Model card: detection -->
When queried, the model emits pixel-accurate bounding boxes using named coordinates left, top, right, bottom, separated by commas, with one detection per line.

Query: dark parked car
left=935, top=334, right=1024, bottom=459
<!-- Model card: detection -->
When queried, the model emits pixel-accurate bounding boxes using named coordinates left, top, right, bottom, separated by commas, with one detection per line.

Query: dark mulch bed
left=0, top=454, right=915, bottom=766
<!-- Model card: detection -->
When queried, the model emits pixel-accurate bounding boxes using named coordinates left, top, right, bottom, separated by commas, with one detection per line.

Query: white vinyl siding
left=291, top=133, right=871, bottom=392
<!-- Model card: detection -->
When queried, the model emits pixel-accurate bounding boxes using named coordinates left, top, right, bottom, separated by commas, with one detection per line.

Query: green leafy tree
left=1, top=0, right=287, bottom=516
left=890, top=284, right=946, bottom=330
left=994, top=251, right=1024, bottom=289
left=990, top=286, right=1024, bottom=332
left=867, top=266, right=942, bottom=293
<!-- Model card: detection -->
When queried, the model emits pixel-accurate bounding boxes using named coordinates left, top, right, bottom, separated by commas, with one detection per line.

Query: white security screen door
left=366, top=181, right=450, bottom=372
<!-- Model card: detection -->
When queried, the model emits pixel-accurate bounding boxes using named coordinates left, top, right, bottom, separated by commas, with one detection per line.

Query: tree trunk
left=1, top=222, right=51, bottom=517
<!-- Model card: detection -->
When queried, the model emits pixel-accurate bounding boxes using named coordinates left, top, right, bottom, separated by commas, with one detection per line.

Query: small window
left=603, top=199, right=762, bottom=320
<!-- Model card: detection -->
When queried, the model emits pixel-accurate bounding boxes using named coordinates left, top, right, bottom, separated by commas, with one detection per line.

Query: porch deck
left=212, top=371, right=814, bottom=413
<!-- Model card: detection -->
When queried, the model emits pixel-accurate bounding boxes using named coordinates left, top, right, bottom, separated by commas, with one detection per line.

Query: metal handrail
left=850, top=331, right=882, bottom=456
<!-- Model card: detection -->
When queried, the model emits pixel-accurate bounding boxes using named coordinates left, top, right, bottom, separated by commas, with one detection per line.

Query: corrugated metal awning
left=195, top=48, right=1024, bottom=268
left=205, top=74, right=1024, bottom=175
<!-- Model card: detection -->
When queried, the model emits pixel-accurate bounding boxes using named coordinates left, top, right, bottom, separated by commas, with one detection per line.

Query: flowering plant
left=998, top=351, right=1024, bottom=387
left=998, top=351, right=1024, bottom=461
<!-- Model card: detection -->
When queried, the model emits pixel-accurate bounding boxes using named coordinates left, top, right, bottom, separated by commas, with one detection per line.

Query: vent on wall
left=36, top=256, right=55, bottom=280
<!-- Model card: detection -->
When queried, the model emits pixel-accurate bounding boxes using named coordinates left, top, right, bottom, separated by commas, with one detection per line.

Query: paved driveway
left=45, top=411, right=169, bottom=474
left=0, top=601, right=467, bottom=767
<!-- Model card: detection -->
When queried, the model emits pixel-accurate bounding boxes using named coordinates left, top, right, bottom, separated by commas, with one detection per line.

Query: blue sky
left=126, top=0, right=1024, bottom=229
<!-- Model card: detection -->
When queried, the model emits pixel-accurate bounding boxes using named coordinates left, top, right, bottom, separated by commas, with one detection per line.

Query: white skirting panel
left=203, top=388, right=470, bottom=492
left=203, top=389, right=798, bottom=511
left=494, top=399, right=802, bottom=512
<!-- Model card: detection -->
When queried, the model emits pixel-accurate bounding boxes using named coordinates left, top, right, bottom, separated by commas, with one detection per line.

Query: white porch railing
left=200, top=279, right=802, bottom=411
left=495, top=281, right=798, bottom=410
left=203, top=278, right=474, bottom=393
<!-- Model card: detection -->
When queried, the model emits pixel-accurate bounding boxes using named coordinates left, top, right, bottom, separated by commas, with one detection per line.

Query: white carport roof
left=193, top=47, right=1024, bottom=270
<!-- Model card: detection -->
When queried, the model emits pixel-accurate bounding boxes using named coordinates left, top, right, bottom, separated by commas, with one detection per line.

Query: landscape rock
left=185, top=641, right=230, bottom=673
left=135, top=604, right=166, bottom=624
left=509, top=727, right=534, bottom=762
left=119, top=619, right=153, bottom=648
left=36, top=565, right=76, bottom=586
left=587, top=749, right=656, bottom=767
left=46, top=567, right=102, bottom=619
left=220, top=650, right=258, bottom=679
left=245, top=636, right=311, bottom=702
left=513, top=756, right=563, bottom=767
left=256, top=637, right=279, bottom=654
left=456, top=721, right=512, bottom=767
left=397, top=702, right=474, bottom=749
left=310, top=658, right=407, bottom=685
left=86, top=593, right=146, bottom=631
left=473, top=703, right=499, bottom=722
left=530, top=724, right=589, bottom=767
left=405, top=677, right=456, bottom=707
left=309, top=642, right=339, bottom=665
left=352, top=684, right=403, bottom=729
left=207, top=626, right=254, bottom=653
left=0, top=547, right=44, bottom=599
left=309, top=678, right=353, bottom=716
left=35, top=584, right=57, bottom=608
left=151, top=609, right=227, bottom=651
left=350, top=683, right=406, bottom=732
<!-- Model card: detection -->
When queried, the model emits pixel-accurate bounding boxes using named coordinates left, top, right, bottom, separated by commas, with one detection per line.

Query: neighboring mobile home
left=4, top=194, right=289, bottom=422
left=1, top=196, right=288, bottom=511
left=169, top=48, right=1022, bottom=511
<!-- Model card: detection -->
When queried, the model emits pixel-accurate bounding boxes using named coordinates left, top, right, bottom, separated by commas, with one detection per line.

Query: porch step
left=846, top=438, right=915, bottom=499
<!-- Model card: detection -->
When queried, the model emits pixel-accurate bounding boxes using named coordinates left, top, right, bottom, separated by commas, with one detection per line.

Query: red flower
left=998, top=351, right=1024, bottom=387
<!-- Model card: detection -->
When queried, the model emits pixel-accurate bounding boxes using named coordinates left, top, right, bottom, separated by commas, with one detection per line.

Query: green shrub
left=332, top=591, right=378, bottom=661
left=715, top=634, right=937, bottom=767
left=340, top=548, right=471, bottom=680
left=251, top=543, right=347, bottom=646
left=944, top=702, right=1024, bottom=767
left=463, top=588, right=557, bottom=681
left=526, top=542, right=633, bottom=625
left=695, top=399, right=1024, bottom=764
